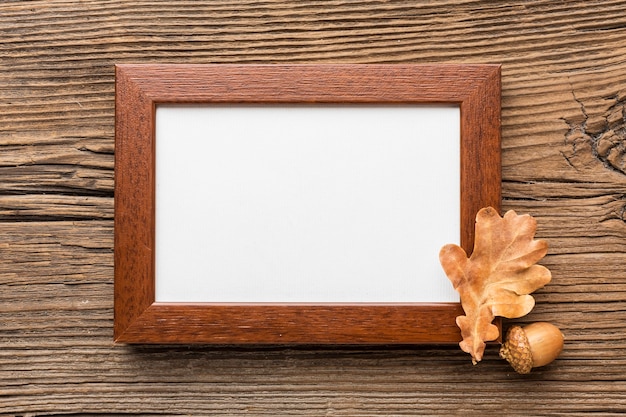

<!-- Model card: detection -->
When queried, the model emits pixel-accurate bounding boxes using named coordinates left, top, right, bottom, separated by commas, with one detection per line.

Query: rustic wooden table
left=2, top=1, right=626, bottom=415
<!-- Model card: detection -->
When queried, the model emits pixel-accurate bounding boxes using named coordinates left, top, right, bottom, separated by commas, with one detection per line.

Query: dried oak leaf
left=439, top=207, right=551, bottom=364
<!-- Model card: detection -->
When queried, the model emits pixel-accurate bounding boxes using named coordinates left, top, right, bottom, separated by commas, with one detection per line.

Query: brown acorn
left=499, top=322, right=564, bottom=374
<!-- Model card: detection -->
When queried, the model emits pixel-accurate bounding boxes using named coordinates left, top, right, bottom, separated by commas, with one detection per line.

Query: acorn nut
left=499, top=322, right=564, bottom=374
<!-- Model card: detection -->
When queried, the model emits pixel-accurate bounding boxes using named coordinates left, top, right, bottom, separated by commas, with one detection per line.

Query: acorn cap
left=499, top=325, right=533, bottom=374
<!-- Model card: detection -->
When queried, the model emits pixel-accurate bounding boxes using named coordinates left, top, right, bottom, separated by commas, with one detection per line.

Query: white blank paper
left=155, top=105, right=460, bottom=303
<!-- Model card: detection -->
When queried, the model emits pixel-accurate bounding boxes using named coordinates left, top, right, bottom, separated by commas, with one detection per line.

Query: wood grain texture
left=2, top=0, right=626, bottom=415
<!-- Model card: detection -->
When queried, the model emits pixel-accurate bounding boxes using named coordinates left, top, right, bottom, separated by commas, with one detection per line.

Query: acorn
left=499, top=322, right=564, bottom=374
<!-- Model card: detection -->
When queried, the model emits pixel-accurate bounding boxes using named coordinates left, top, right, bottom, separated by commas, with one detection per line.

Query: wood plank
left=2, top=0, right=626, bottom=415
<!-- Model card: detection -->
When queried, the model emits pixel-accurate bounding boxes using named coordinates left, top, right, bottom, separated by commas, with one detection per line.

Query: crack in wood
left=564, top=90, right=626, bottom=176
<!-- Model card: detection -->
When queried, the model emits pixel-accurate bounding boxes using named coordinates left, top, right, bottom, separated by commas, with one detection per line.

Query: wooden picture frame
left=114, top=64, right=501, bottom=344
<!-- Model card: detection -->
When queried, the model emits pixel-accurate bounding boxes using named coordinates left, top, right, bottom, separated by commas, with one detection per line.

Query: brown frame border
left=114, top=64, right=501, bottom=344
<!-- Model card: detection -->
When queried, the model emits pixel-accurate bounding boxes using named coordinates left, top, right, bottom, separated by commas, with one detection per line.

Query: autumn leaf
left=439, top=207, right=552, bottom=364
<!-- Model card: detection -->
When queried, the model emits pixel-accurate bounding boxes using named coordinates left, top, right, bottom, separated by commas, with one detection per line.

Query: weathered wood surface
left=2, top=0, right=626, bottom=415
